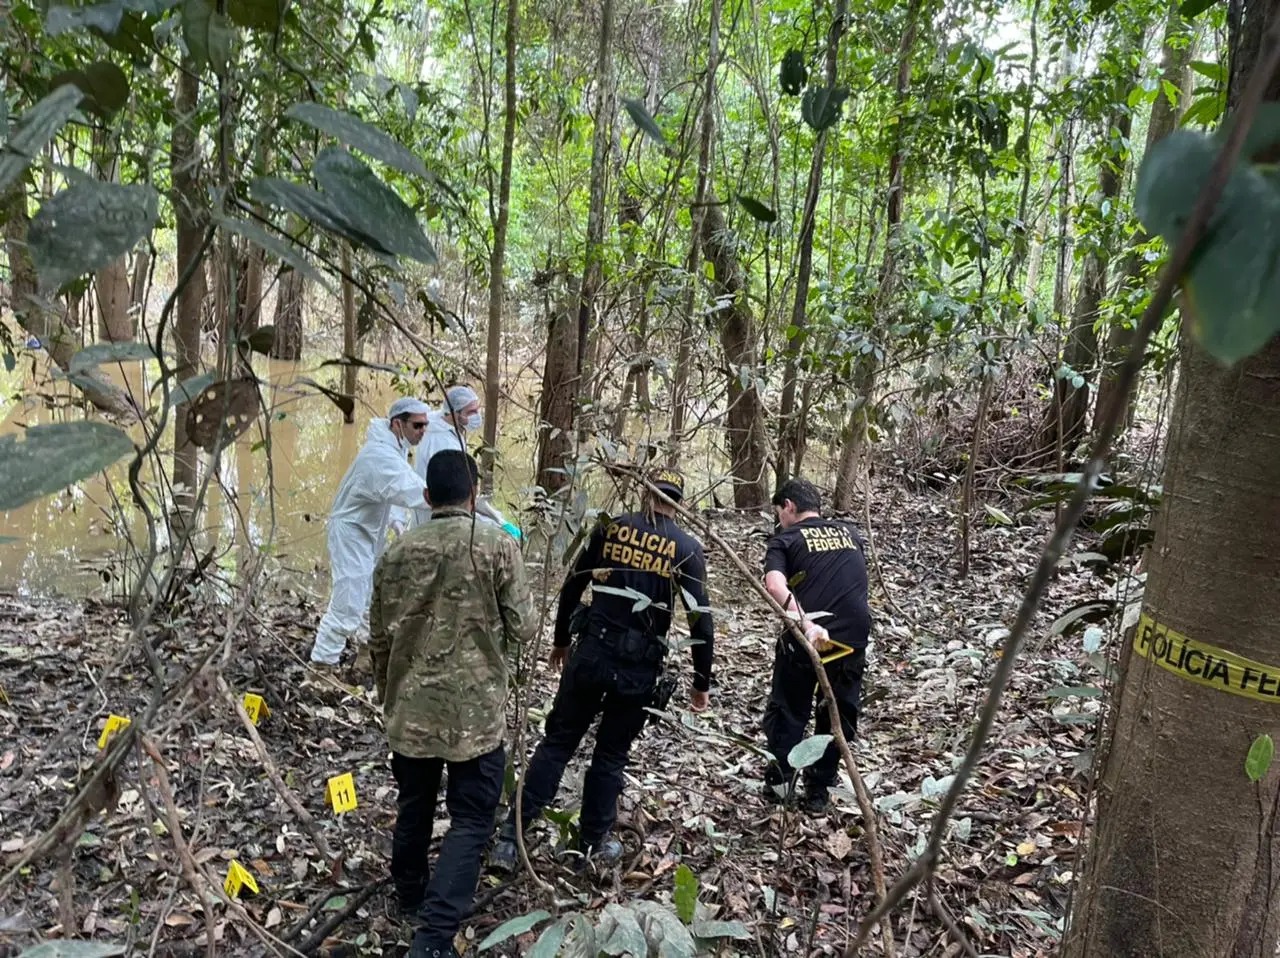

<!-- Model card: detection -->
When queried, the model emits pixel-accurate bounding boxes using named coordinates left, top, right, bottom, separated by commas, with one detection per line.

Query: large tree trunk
left=92, top=129, right=135, bottom=342
left=271, top=266, right=304, bottom=361
left=339, top=245, right=357, bottom=423
left=701, top=201, right=769, bottom=508
left=171, top=61, right=206, bottom=510
left=776, top=0, right=847, bottom=484
left=535, top=295, right=578, bottom=495
left=1064, top=5, right=1280, bottom=955
left=1093, top=7, right=1195, bottom=433
left=1, top=183, right=136, bottom=417
left=482, top=0, right=519, bottom=489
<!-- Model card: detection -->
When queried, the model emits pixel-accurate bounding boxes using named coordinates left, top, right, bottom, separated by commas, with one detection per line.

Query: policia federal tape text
left=1134, top=613, right=1280, bottom=702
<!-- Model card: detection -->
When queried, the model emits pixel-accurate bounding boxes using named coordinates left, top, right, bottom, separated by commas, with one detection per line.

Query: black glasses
left=407, top=420, right=428, bottom=431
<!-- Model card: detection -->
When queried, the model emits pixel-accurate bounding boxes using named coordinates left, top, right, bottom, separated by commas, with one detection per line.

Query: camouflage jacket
left=370, top=506, right=535, bottom=761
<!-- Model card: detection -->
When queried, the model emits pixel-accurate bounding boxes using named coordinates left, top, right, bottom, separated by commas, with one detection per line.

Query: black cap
left=650, top=468, right=684, bottom=501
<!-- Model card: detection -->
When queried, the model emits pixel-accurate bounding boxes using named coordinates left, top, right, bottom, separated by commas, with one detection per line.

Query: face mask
left=465, top=411, right=483, bottom=432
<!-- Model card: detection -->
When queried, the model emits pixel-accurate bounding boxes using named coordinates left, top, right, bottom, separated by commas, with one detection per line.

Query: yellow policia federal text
left=1134, top=612, right=1280, bottom=703
left=601, top=523, right=677, bottom=578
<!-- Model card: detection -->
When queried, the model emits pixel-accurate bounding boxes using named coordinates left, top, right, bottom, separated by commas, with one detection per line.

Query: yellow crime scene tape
left=1134, top=612, right=1280, bottom=703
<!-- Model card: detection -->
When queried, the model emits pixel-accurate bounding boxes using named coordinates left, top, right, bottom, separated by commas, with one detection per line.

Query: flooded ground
left=0, top=355, right=545, bottom=597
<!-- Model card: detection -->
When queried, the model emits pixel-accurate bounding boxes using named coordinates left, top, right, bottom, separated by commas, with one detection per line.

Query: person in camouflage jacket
left=370, top=449, right=535, bottom=958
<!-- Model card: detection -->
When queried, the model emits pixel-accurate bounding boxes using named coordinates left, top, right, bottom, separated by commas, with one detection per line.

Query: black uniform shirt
left=763, top=517, right=871, bottom=650
left=554, top=511, right=715, bottom=691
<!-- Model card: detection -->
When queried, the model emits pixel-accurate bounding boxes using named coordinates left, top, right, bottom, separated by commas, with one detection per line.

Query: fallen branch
left=842, top=16, right=1280, bottom=955
left=295, top=877, right=389, bottom=955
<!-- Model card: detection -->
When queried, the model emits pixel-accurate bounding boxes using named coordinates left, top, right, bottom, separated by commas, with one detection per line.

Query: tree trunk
left=482, top=0, right=519, bottom=489
left=1093, top=7, right=1194, bottom=433
left=832, top=0, right=920, bottom=510
left=1, top=182, right=135, bottom=417
left=535, top=295, right=578, bottom=495
left=92, top=129, right=135, bottom=342
left=171, top=61, right=207, bottom=510
left=340, top=245, right=358, bottom=424
left=669, top=0, right=720, bottom=463
left=701, top=201, right=769, bottom=508
left=130, top=249, right=150, bottom=319
left=236, top=241, right=264, bottom=337
left=776, top=0, right=848, bottom=484
left=1065, top=5, right=1280, bottom=954
left=271, top=266, right=304, bottom=361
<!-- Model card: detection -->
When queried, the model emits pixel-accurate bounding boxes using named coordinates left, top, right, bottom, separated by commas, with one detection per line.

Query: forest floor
left=0, top=477, right=1124, bottom=958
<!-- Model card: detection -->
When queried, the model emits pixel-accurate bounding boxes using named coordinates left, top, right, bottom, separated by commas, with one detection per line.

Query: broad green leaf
left=622, top=97, right=668, bottom=149
left=1047, top=600, right=1112, bottom=636
left=0, top=85, right=85, bottom=194
left=250, top=177, right=381, bottom=249
left=53, top=61, right=132, bottom=120
left=561, top=915, right=597, bottom=958
left=19, top=943, right=126, bottom=958
left=313, top=148, right=437, bottom=263
left=527, top=918, right=568, bottom=958
left=787, top=733, right=833, bottom=770
left=673, top=864, right=698, bottom=924
left=227, top=0, right=281, bottom=30
left=1246, top=734, right=1274, bottom=782
left=213, top=212, right=333, bottom=292
left=984, top=504, right=1013, bottom=526
left=0, top=422, right=134, bottom=511
left=167, top=372, right=215, bottom=407
left=70, top=341, right=156, bottom=374
left=1045, top=685, right=1103, bottom=699
left=1136, top=128, right=1280, bottom=364
left=631, top=901, right=697, bottom=958
left=1217, top=102, right=1280, bottom=163
left=691, top=919, right=750, bottom=940
left=801, top=85, right=850, bottom=131
left=181, top=0, right=234, bottom=75
left=600, top=904, right=648, bottom=957
left=29, top=182, right=159, bottom=293
left=478, top=909, right=550, bottom=950
left=284, top=102, right=431, bottom=181
left=736, top=194, right=777, bottom=223
left=1179, top=0, right=1219, bottom=17
left=45, top=2, right=125, bottom=36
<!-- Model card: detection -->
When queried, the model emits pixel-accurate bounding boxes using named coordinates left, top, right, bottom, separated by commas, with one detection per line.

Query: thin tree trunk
left=340, top=245, right=357, bottom=424
left=535, top=292, right=578, bottom=494
left=92, top=131, right=135, bottom=342
left=669, top=0, right=720, bottom=463
left=777, top=0, right=848, bottom=484
left=1065, top=5, right=1280, bottom=952
left=172, top=61, right=207, bottom=509
left=271, top=266, right=304, bottom=361
left=482, top=0, right=519, bottom=489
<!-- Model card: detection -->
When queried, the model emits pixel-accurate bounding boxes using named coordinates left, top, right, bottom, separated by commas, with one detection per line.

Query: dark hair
left=771, top=478, right=822, bottom=514
left=426, top=450, right=478, bottom=507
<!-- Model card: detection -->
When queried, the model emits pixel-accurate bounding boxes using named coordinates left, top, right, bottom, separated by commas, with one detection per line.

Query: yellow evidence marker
left=223, top=860, right=260, bottom=898
left=242, top=693, right=269, bottom=725
left=97, top=714, right=132, bottom=749
left=325, top=772, right=358, bottom=814
left=820, top=639, right=854, bottom=665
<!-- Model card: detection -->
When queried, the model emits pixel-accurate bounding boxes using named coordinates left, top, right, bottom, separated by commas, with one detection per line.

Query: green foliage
left=284, top=102, right=433, bottom=180
left=1136, top=124, right=1280, bottom=364
left=477, top=909, right=551, bottom=950
left=673, top=863, right=698, bottom=924
left=213, top=213, right=333, bottom=290
left=800, top=85, right=849, bottom=131
left=528, top=918, right=568, bottom=958
left=779, top=49, right=806, bottom=96
left=735, top=194, right=776, bottom=223
left=787, top=733, right=833, bottom=770
left=52, top=61, right=129, bottom=118
left=69, top=341, right=157, bottom=373
left=181, top=0, right=235, bottom=75
left=622, top=97, right=669, bottom=150
left=1245, top=734, right=1274, bottom=782
left=0, top=423, right=135, bottom=512
left=0, top=85, right=84, bottom=194
left=28, top=181, right=160, bottom=293
left=18, top=943, right=126, bottom=958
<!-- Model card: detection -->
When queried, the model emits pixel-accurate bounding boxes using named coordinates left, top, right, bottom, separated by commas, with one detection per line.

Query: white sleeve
left=385, top=462, right=428, bottom=509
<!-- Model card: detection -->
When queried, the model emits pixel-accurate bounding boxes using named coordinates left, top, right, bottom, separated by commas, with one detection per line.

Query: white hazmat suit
left=310, top=408, right=429, bottom=665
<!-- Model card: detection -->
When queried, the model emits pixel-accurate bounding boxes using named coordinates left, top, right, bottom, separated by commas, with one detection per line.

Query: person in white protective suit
left=309, top=397, right=432, bottom=667
left=404, top=384, right=483, bottom=529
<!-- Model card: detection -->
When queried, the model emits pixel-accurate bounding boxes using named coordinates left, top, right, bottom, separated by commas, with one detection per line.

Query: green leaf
left=478, top=909, right=550, bottom=951
left=0, top=85, right=85, bottom=194
left=630, top=901, right=698, bottom=958
left=736, top=194, right=777, bottom=223
left=984, top=504, right=1013, bottom=526
left=284, top=102, right=431, bottom=181
left=18, top=944, right=126, bottom=958
left=0, top=422, right=134, bottom=511
left=561, top=915, right=597, bottom=958
left=1088, top=0, right=1120, bottom=13
left=526, top=918, right=568, bottom=958
left=600, top=904, right=648, bottom=956
left=1047, top=600, right=1112, bottom=637
left=167, top=372, right=215, bottom=407
left=691, top=919, right=750, bottom=940
left=1045, top=685, right=1103, bottom=699
left=622, top=97, right=669, bottom=149
left=181, top=0, right=234, bottom=75
left=81, top=61, right=130, bottom=117
left=69, top=341, right=156, bottom=374
left=1245, top=734, right=1274, bottom=782
left=673, top=864, right=698, bottom=924
left=801, top=85, right=850, bottom=131
left=313, top=148, right=436, bottom=263
left=250, top=177, right=380, bottom=249
left=29, top=181, right=159, bottom=293
left=297, top=377, right=355, bottom=419
left=213, top=212, right=333, bottom=292
left=1137, top=128, right=1280, bottom=364
left=226, top=0, right=281, bottom=31
left=787, top=733, right=833, bottom=770
left=1179, top=0, right=1219, bottom=17
left=45, top=2, right=125, bottom=36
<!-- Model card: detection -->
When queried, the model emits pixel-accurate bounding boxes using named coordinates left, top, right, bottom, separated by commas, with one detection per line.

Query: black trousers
left=391, top=745, right=504, bottom=948
left=762, top=634, right=865, bottom=791
left=514, top=635, right=658, bottom=846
